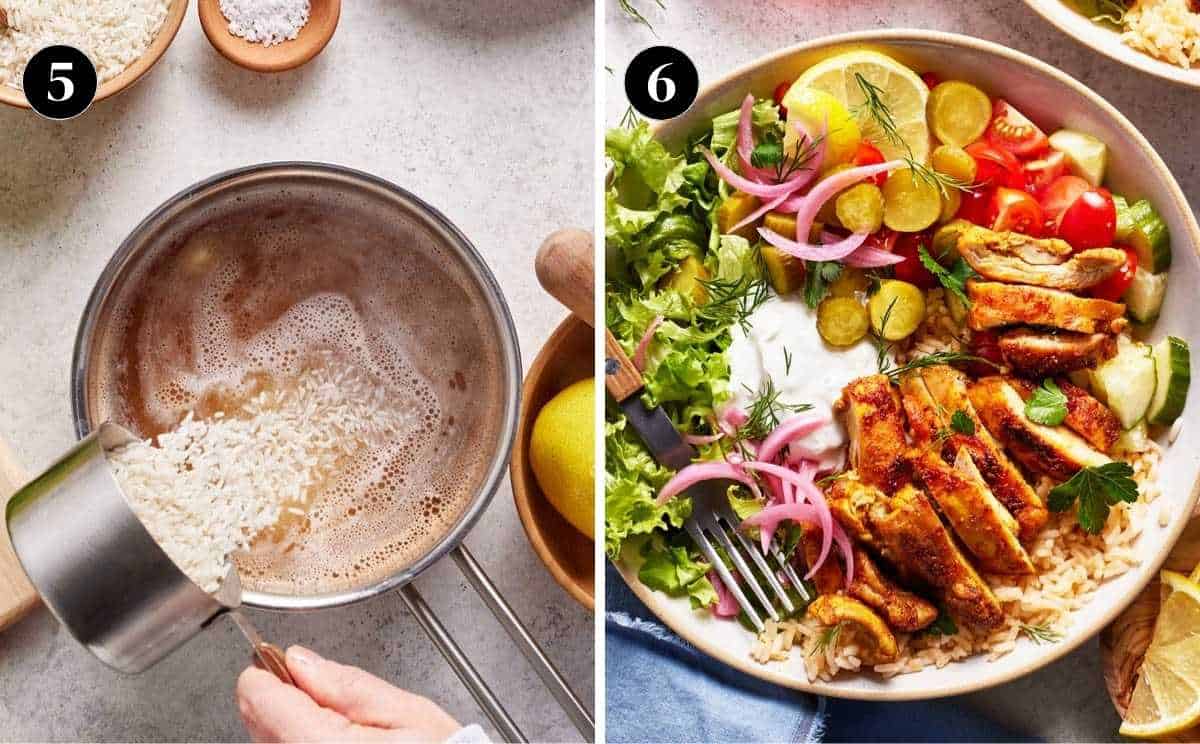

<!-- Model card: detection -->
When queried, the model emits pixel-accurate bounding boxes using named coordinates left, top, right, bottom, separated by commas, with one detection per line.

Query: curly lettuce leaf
left=605, top=417, right=691, bottom=558
left=638, top=538, right=717, bottom=610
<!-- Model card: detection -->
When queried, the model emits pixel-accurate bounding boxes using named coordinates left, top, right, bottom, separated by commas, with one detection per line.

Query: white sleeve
left=444, top=723, right=491, bottom=744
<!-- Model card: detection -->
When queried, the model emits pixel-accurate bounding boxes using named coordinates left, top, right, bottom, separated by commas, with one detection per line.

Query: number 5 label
left=625, top=46, right=698, bottom=121
left=23, top=45, right=97, bottom=120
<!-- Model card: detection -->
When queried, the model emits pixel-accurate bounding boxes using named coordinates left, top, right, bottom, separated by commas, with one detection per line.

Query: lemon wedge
left=789, top=50, right=930, bottom=164
left=1119, top=570, right=1200, bottom=739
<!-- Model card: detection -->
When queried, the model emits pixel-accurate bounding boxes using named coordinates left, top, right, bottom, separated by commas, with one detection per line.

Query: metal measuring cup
left=5, top=421, right=291, bottom=683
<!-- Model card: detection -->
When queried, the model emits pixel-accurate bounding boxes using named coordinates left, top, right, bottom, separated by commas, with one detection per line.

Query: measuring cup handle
left=451, top=545, right=595, bottom=740
left=398, top=583, right=527, bottom=744
left=253, top=642, right=296, bottom=686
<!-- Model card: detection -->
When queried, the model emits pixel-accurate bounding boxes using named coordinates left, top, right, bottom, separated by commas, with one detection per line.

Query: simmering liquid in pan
left=87, top=202, right=503, bottom=596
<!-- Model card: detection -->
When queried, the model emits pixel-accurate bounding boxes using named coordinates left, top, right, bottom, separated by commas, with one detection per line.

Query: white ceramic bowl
left=613, top=29, right=1200, bottom=701
left=1023, top=0, right=1200, bottom=89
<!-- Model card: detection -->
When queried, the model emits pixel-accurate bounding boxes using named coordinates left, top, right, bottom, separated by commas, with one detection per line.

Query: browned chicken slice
left=866, top=484, right=1005, bottom=630
left=998, top=328, right=1118, bottom=378
left=950, top=223, right=1125, bottom=290
left=1008, top=377, right=1121, bottom=453
left=967, top=281, right=1127, bottom=335
left=837, top=375, right=910, bottom=493
left=969, top=376, right=1112, bottom=480
left=802, top=531, right=938, bottom=632
left=827, top=475, right=879, bottom=546
left=912, top=449, right=1034, bottom=575
left=898, top=371, right=944, bottom=447
left=807, top=594, right=899, bottom=664
left=913, top=366, right=1048, bottom=541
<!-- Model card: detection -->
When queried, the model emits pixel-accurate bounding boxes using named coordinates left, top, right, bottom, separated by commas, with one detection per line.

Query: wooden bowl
left=198, top=0, right=339, bottom=73
left=0, top=0, right=188, bottom=109
left=510, top=314, right=594, bottom=610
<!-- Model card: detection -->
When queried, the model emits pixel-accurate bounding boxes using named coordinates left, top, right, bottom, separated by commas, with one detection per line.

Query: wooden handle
left=605, top=329, right=643, bottom=404
left=0, top=438, right=37, bottom=632
left=535, top=228, right=594, bottom=327
left=253, top=642, right=296, bottom=685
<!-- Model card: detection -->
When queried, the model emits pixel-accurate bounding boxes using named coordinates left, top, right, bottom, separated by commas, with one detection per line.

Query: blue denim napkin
left=605, top=563, right=1032, bottom=743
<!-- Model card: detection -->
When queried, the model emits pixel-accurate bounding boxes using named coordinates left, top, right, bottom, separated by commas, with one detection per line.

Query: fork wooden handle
left=252, top=642, right=295, bottom=685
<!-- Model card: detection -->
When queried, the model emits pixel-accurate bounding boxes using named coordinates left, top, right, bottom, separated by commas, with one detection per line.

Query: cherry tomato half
left=1039, top=175, right=1091, bottom=222
left=958, top=186, right=996, bottom=227
left=1024, top=151, right=1068, bottom=195
left=852, top=142, right=887, bottom=185
left=990, top=188, right=1044, bottom=235
left=985, top=100, right=1049, bottom=159
left=966, top=141, right=1024, bottom=189
left=892, top=231, right=938, bottom=289
left=1089, top=246, right=1137, bottom=302
left=921, top=72, right=942, bottom=90
left=773, top=81, right=791, bottom=118
left=965, top=330, right=1004, bottom=377
left=1058, top=188, right=1117, bottom=251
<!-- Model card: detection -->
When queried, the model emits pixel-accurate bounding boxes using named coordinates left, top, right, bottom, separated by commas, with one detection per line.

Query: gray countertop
left=606, top=1, right=1199, bottom=741
left=0, top=1, right=593, bottom=741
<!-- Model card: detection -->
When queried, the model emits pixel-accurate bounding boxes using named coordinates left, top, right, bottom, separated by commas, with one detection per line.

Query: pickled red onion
left=735, top=94, right=778, bottom=184
left=655, top=461, right=761, bottom=506
left=708, top=569, right=742, bottom=617
left=758, top=227, right=870, bottom=262
left=742, top=502, right=824, bottom=556
left=841, top=232, right=905, bottom=268
left=730, top=119, right=827, bottom=232
left=684, top=432, right=724, bottom=446
left=700, top=148, right=813, bottom=199
left=739, top=461, right=832, bottom=574
left=632, top=315, right=664, bottom=372
left=757, top=412, right=830, bottom=465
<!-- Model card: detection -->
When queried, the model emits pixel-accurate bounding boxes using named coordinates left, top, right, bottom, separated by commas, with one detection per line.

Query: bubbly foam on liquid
left=89, top=204, right=501, bottom=596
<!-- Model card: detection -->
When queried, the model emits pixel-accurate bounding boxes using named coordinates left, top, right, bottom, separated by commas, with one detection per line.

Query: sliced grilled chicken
left=1009, top=377, right=1121, bottom=453
left=808, top=595, right=899, bottom=664
left=969, top=376, right=1112, bottom=480
left=914, top=366, right=1048, bottom=541
left=912, top=448, right=1034, bottom=575
left=802, top=531, right=938, bottom=632
left=967, top=281, right=1127, bottom=335
left=998, top=328, right=1118, bottom=378
left=837, top=375, right=910, bottom=493
left=950, top=223, right=1125, bottom=289
left=866, top=484, right=1006, bottom=630
left=827, top=474, right=881, bottom=546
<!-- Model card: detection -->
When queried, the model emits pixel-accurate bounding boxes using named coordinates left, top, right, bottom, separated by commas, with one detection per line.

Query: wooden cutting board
left=0, top=437, right=37, bottom=630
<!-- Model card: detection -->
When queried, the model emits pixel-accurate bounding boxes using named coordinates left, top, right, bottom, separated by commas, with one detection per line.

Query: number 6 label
left=23, top=45, right=97, bottom=120
left=625, top=46, right=698, bottom=121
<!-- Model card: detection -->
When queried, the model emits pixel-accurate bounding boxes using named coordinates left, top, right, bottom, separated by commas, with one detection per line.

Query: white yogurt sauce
left=727, top=293, right=878, bottom=470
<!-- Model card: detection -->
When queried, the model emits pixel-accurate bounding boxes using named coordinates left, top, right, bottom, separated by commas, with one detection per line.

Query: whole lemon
left=529, top=377, right=594, bottom=540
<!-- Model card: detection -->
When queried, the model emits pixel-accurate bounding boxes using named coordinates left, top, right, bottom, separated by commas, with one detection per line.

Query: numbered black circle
left=23, top=45, right=97, bottom=120
left=624, top=46, right=698, bottom=120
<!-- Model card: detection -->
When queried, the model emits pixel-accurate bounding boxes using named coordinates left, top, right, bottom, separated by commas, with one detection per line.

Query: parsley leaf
left=803, top=260, right=842, bottom=309
left=1025, top=379, right=1068, bottom=426
left=918, top=245, right=976, bottom=307
left=950, top=409, right=975, bottom=435
left=1047, top=462, right=1138, bottom=534
left=921, top=606, right=958, bottom=637
left=750, top=139, right=783, bottom=168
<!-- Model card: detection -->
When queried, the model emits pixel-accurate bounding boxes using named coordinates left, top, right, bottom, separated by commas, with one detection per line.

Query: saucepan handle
left=398, top=583, right=527, bottom=743
left=451, top=545, right=595, bottom=740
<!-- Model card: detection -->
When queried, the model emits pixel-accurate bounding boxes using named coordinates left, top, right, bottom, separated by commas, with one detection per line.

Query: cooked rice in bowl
left=1121, top=0, right=1200, bottom=69
left=751, top=288, right=1164, bottom=681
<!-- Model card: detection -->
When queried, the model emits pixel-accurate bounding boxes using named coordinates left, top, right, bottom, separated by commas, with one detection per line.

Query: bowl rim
left=1021, top=0, right=1200, bottom=90
left=0, top=0, right=188, bottom=110
left=613, top=27, right=1200, bottom=701
left=511, top=313, right=595, bottom=611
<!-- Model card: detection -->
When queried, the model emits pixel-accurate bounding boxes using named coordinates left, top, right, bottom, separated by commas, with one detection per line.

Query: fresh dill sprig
left=619, top=104, right=641, bottom=129
left=906, top=157, right=972, bottom=197
left=616, top=0, right=664, bottom=34
left=697, top=276, right=770, bottom=333
left=883, top=351, right=996, bottom=379
left=1020, top=622, right=1063, bottom=645
left=751, top=130, right=827, bottom=183
left=872, top=296, right=900, bottom=374
left=783, top=347, right=794, bottom=375
left=852, top=73, right=905, bottom=152
left=810, top=623, right=843, bottom=656
left=736, top=379, right=813, bottom=442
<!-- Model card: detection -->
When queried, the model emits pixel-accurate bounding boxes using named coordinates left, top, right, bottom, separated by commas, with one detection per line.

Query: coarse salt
left=218, top=0, right=308, bottom=47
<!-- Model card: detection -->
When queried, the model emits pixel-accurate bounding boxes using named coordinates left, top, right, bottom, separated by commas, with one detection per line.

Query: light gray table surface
left=606, top=1, right=1200, bottom=741
left=0, top=1, right=593, bottom=741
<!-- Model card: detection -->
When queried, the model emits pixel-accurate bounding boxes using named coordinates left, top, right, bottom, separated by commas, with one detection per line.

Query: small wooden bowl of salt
left=199, top=0, right=339, bottom=73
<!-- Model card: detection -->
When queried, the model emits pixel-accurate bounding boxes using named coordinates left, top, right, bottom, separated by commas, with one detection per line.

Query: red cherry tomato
left=1089, top=246, right=1138, bottom=302
left=921, top=72, right=942, bottom=90
left=892, top=232, right=937, bottom=289
left=1024, top=151, right=1068, bottom=195
left=1039, top=175, right=1091, bottom=222
left=773, top=81, right=791, bottom=118
left=852, top=142, right=887, bottom=185
left=1058, top=188, right=1117, bottom=250
left=990, top=187, right=1045, bottom=236
left=966, top=141, right=1024, bottom=189
left=957, top=186, right=997, bottom=226
left=985, top=100, right=1049, bottom=158
left=963, top=330, right=1005, bottom=376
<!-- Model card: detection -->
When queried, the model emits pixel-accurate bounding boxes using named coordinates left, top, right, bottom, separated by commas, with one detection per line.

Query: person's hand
left=236, top=645, right=464, bottom=743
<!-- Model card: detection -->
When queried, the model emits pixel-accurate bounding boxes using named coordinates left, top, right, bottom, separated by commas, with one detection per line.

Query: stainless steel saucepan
left=6, top=163, right=592, bottom=742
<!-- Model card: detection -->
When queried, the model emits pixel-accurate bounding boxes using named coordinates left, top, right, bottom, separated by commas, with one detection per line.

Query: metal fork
left=685, top=481, right=810, bottom=632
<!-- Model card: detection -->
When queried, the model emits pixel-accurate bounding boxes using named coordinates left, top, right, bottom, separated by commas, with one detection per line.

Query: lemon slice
left=1119, top=571, right=1200, bottom=739
left=789, top=50, right=930, bottom=164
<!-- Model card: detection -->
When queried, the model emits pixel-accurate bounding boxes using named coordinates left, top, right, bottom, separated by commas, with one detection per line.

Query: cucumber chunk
left=1091, top=335, right=1156, bottom=430
left=1048, top=130, right=1108, bottom=186
left=1124, top=267, right=1167, bottom=324
left=1124, top=199, right=1171, bottom=273
left=1147, top=336, right=1190, bottom=427
left=1113, top=194, right=1134, bottom=241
